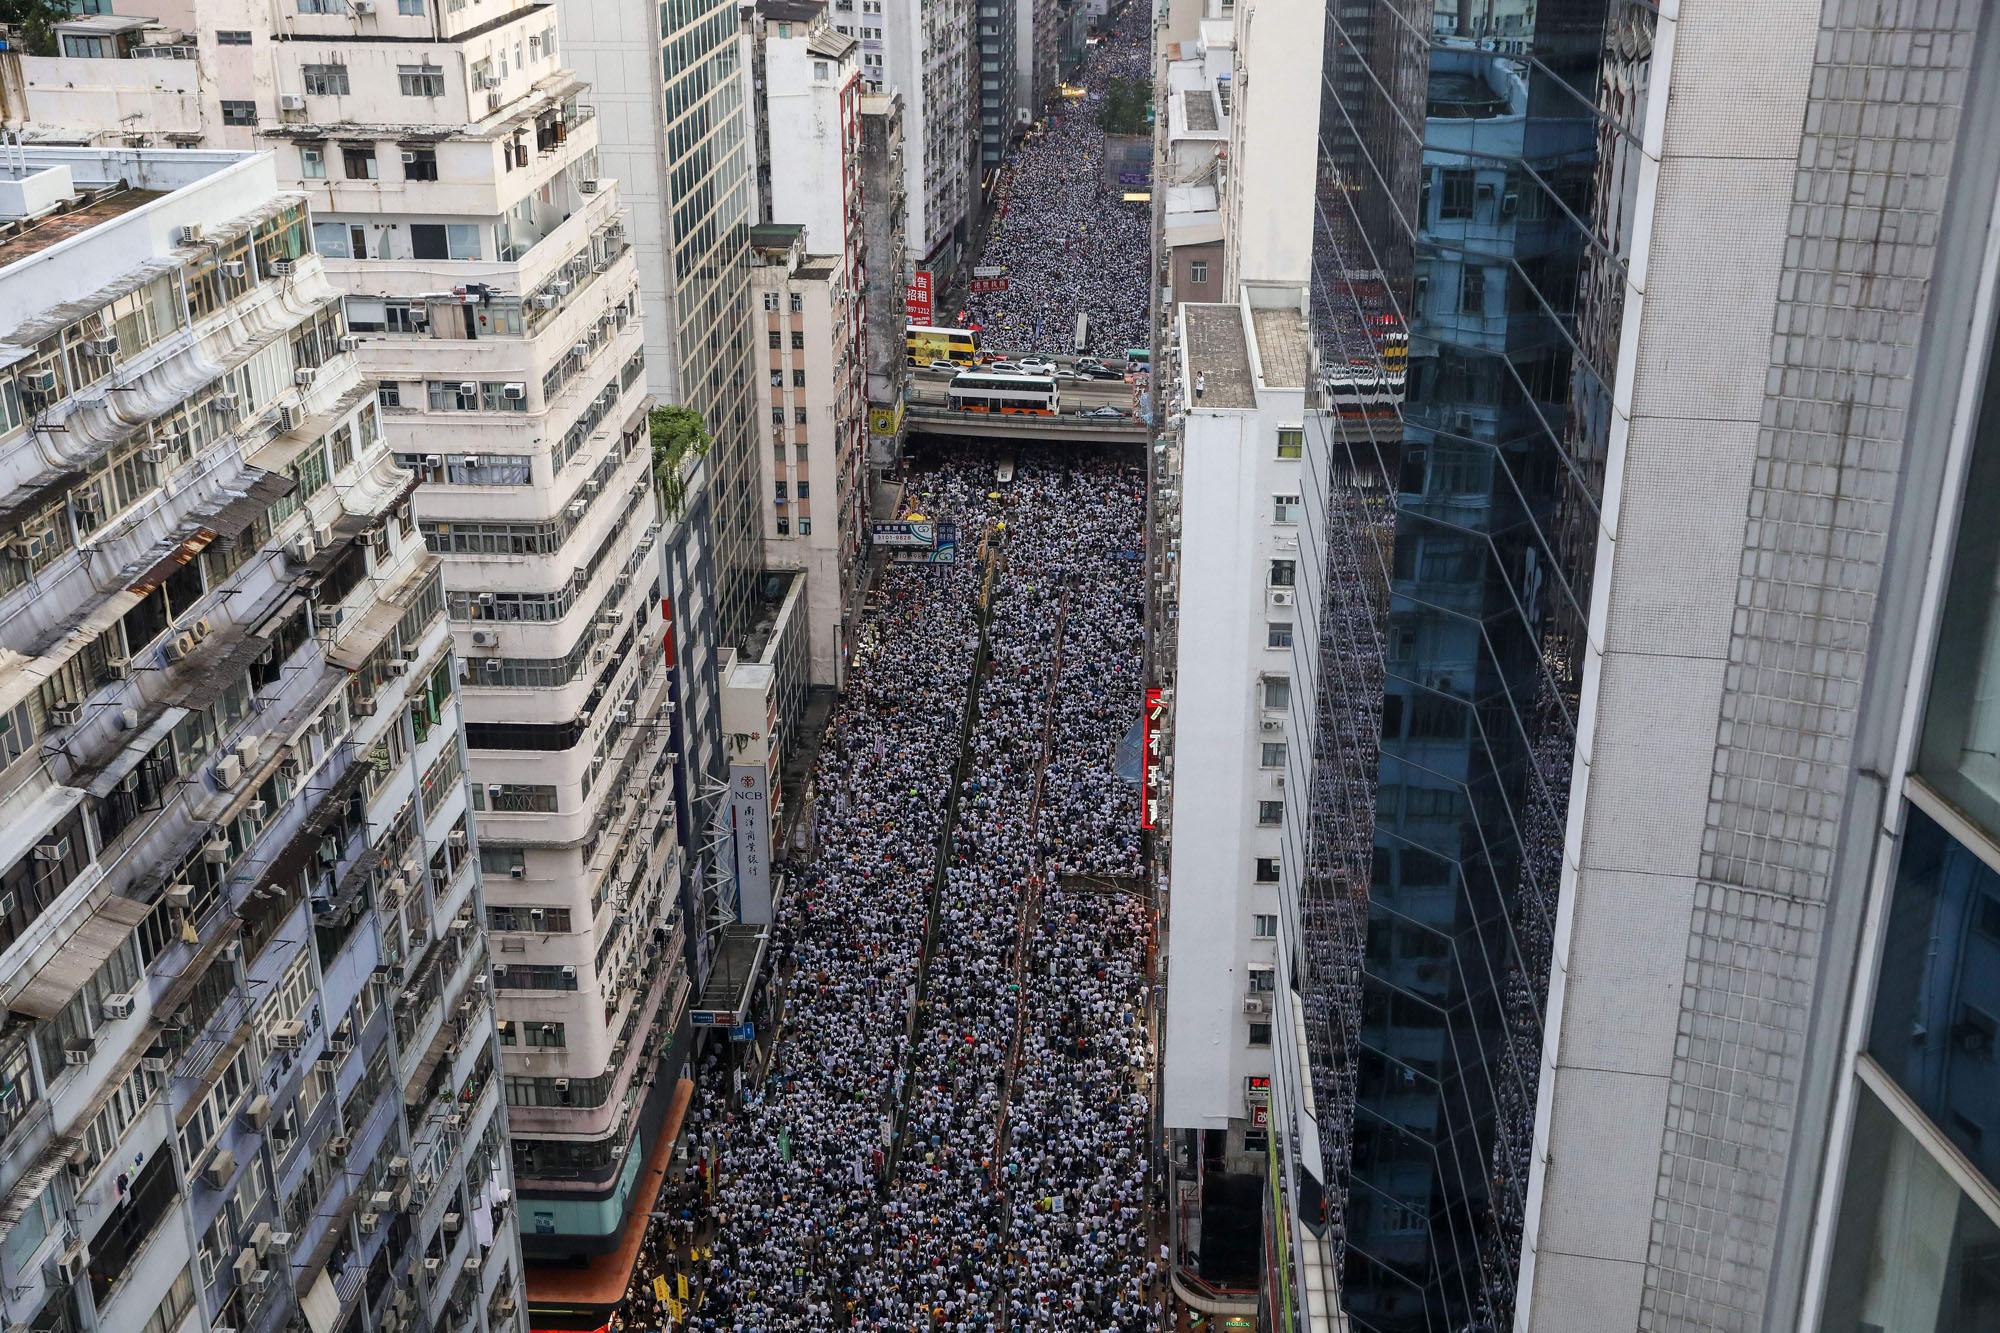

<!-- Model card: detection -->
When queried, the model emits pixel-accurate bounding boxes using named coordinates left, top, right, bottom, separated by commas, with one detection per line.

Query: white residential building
left=251, top=14, right=694, bottom=1271
left=1161, top=285, right=1319, bottom=1150
left=878, top=0, right=972, bottom=272
left=0, top=145, right=523, bottom=1333
left=749, top=226, right=867, bottom=689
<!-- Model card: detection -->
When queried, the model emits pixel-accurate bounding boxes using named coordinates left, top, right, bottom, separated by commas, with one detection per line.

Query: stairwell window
left=1276, top=427, right=1303, bottom=459
left=1257, top=800, right=1284, bottom=826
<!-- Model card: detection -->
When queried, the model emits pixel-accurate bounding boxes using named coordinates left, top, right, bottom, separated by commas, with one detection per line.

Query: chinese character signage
left=906, top=271, right=933, bottom=323
left=1142, top=687, right=1165, bottom=829
left=970, top=277, right=1009, bottom=293
left=872, top=520, right=938, bottom=548
left=730, top=763, right=772, bottom=924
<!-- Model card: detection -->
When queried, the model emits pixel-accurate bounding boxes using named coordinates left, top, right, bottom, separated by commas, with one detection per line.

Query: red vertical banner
left=906, top=271, right=933, bottom=323
left=1142, top=687, right=1165, bottom=829
left=660, top=596, right=677, bottom=668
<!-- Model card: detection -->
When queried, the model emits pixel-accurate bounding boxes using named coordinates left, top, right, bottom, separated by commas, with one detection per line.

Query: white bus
left=948, top=372, right=1060, bottom=416
left=1073, top=312, right=1090, bottom=354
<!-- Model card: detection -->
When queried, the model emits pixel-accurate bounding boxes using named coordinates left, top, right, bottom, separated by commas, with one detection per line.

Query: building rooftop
left=754, top=0, right=825, bottom=21
left=0, top=186, right=163, bottom=272
left=1182, top=305, right=1255, bottom=409
left=1183, top=89, right=1218, bottom=132
left=750, top=221, right=806, bottom=253
left=1250, top=306, right=1311, bottom=390
left=796, top=256, right=839, bottom=280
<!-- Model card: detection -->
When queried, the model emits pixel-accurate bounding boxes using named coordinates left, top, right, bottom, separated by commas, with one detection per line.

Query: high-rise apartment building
left=748, top=226, right=868, bottom=688
left=971, top=0, right=1016, bottom=173
left=879, top=0, right=973, bottom=279
left=858, top=89, right=909, bottom=450
left=0, top=146, right=523, bottom=1333
left=1251, top=1, right=2000, bottom=1331
left=247, top=6, right=695, bottom=1272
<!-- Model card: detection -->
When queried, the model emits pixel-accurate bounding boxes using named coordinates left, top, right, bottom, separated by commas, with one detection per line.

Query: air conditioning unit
left=1260, top=719, right=1283, bottom=733
left=457, top=382, right=478, bottom=398
left=267, top=1019, right=307, bottom=1049
left=106, top=655, right=133, bottom=679
left=212, top=391, right=239, bottom=411
left=567, top=499, right=588, bottom=519
left=178, top=223, right=205, bottom=245
left=243, top=1095, right=271, bottom=1130
left=271, top=258, right=296, bottom=276
left=442, top=1211, right=462, bottom=1234
left=214, top=754, right=242, bottom=788
left=81, top=336, right=119, bottom=357
left=203, top=1150, right=236, bottom=1189
left=232, top=1248, right=258, bottom=1284
left=46, top=701, right=81, bottom=728
left=314, top=608, right=343, bottom=630
left=202, top=839, right=231, bottom=864
left=165, top=882, right=192, bottom=908
left=328, top=1135, right=352, bottom=1157
left=579, top=178, right=599, bottom=194
left=101, top=992, right=136, bottom=1021
left=249, top=1222, right=273, bottom=1257
left=353, top=0, right=376, bottom=11
left=533, top=293, right=559, bottom=310
left=503, top=382, right=526, bottom=400
left=463, top=1255, right=483, bottom=1275
left=279, top=92, right=306, bottom=111
left=54, top=1245, right=86, bottom=1286
left=487, top=90, right=503, bottom=112
left=1270, top=590, right=1293, bottom=606
left=62, top=1036, right=94, bottom=1066
left=560, top=965, right=576, bottom=982
left=358, top=1211, right=380, bottom=1234
left=219, top=261, right=247, bottom=278
left=1243, top=995, right=1269, bottom=1015
left=423, top=1257, right=442, bottom=1276
left=493, top=1297, right=518, bottom=1318
left=293, top=367, right=317, bottom=387
left=471, top=629, right=499, bottom=648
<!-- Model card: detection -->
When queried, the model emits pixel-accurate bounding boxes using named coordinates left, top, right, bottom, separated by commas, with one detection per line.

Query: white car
left=1017, top=356, right=1058, bottom=374
left=984, top=361, right=1027, bottom=374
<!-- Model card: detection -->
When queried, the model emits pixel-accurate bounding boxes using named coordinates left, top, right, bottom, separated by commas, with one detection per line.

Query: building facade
left=0, top=147, right=523, bottom=1333
left=248, top=12, right=694, bottom=1267
left=878, top=0, right=973, bottom=273
left=748, top=227, right=868, bottom=689
left=971, top=0, right=1016, bottom=174
left=1269, top=1, right=2000, bottom=1331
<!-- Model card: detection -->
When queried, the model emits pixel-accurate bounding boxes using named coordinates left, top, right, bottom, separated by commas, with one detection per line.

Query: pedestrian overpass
left=903, top=402, right=1150, bottom=444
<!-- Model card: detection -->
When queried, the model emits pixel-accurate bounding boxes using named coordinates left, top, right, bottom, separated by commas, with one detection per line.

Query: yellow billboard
left=868, top=401, right=905, bottom=435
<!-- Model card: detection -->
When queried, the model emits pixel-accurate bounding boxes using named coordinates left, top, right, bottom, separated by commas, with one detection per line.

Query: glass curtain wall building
left=1296, top=2, right=1655, bottom=1328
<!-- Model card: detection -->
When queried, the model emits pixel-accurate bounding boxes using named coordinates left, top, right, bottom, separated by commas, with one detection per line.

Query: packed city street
left=962, top=0, right=1157, bottom=358
left=613, top=450, right=1153, bottom=1332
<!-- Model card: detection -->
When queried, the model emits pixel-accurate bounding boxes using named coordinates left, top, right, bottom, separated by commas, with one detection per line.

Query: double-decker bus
left=948, top=372, right=1060, bottom=415
left=906, top=325, right=979, bottom=366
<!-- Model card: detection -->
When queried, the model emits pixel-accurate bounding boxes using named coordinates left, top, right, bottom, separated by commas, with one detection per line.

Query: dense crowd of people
left=962, top=0, right=1155, bottom=359
left=612, top=451, right=1153, bottom=1332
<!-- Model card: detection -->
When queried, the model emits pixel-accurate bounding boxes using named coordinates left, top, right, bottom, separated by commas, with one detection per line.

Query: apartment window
left=1273, top=494, right=1301, bottom=523
left=402, top=147, right=438, bottom=181
left=399, top=0, right=424, bottom=11
left=769, top=370, right=784, bottom=388
left=790, top=331, right=806, bottom=349
left=221, top=100, right=257, bottom=125
left=1276, top=428, right=1303, bottom=459
left=342, top=145, right=378, bottom=179
left=789, top=293, right=804, bottom=313
left=1253, top=914, right=1278, bottom=939
left=1248, top=967, right=1276, bottom=993
left=768, top=331, right=782, bottom=349
left=399, top=63, right=445, bottom=97
left=1247, top=1022, right=1272, bottom=1047
left=302, top=64, right=350, bottom=96
left=377, top=382, right=401, bottom=409
left=1269, top=559, right=1296, bottom=587
left=763, top=292, right=781, bottom=311
left=776, top=518, right=791, bottom=535
left=1460, top=265, right=1485, bottom=314
left=1267, top=623, right=1293, bottom=649
left=774, top=482, right=788, bottom=502
left=794, top=407, right=808, bottom=424
left=1261, top=742, right=1286, bottom=768
left=1439, top=169, right=1476, bottom=220
left=1255, top=857, right=1280, bottom=883
left=409, top=223, right=481, bottom=260
left=798, top=518, right=812, bottom=536
left=796, top=481, right=810, bottom=500
left=771, top=407, right=786, bottom=424
left=792, top=369, right=807, bottom=387
left=1189, top=259, right=1208, bottom=284
left=300, top=146, right=326, bottom=178
left=216, top=28, right=251, bottom=43
left=1262, top=676, right=1290, bottom=711
left=1257, top=800, right=1284, bottom=826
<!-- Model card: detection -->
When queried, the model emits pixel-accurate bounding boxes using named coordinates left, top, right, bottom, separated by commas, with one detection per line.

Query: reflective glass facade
left=1300, top=3, right=1657, bottom=1327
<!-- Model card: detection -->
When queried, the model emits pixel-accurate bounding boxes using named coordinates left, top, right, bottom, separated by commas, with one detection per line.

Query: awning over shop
left=10, top=895, right=152, bottom=1020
